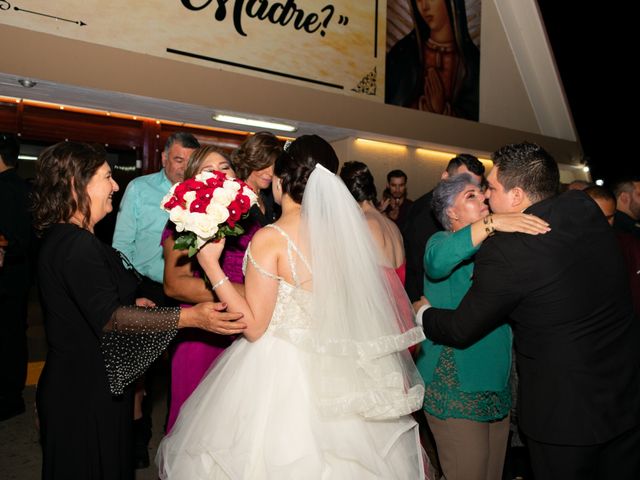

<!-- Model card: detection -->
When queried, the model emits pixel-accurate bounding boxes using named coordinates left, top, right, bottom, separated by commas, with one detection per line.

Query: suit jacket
left=422, top=191, right=640, bottom=445
left=616, top=231, right=640, bottom=319
left=402, top=190, right=442, bottom=302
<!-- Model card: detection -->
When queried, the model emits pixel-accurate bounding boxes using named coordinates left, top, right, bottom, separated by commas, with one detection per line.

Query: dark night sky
left=536, top=1, right=635, bottom=186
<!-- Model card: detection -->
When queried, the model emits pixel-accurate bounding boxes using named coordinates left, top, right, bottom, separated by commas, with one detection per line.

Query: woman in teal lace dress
left=416, top=173, right=549, bottom=480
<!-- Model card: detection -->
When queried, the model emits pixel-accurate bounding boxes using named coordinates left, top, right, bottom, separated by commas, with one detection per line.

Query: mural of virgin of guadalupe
left=385, top=0, right=480, bottom=121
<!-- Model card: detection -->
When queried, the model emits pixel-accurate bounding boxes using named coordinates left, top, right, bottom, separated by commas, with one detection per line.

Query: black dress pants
left=0, top=265, right=29, bottom=411
left=527, top=424, right=640, bottom=480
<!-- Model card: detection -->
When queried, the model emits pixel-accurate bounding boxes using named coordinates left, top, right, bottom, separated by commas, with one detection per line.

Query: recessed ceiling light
left=213, top=114, right=297, bottom=132
left=18, top=79, right=37, bottom=88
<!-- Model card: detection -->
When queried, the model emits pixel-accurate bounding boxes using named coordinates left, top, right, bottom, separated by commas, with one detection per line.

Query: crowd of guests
left=1, top=130, right=639, bottom=480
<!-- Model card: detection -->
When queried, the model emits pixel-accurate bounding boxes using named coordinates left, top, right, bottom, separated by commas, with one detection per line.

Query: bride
left=157, top=135, right=428, bottom=479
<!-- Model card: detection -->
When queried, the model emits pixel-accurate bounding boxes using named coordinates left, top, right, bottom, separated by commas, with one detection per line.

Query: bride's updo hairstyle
left=274, top=135, right=339, bottom=204
left=339, top=161, right=377, bottom=203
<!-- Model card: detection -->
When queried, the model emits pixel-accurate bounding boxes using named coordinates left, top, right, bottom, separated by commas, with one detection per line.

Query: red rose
left=236, top=194, right=252, bottom=212
left=189, top=200, right=208, bottom=213
left=184, top=178, right=205, bottom=190
left=226, top=200, right=242, bottom=228
left=205, top=176, right=223, bottom=189
left=174, top=183, right=190, bottom=201
left=163, top=196, right=181, bottom=210
left=196, top=187, right=215, bottom=204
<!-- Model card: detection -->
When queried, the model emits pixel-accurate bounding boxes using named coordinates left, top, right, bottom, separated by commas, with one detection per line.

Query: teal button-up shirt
left=112, top=170, right=173, bottom=283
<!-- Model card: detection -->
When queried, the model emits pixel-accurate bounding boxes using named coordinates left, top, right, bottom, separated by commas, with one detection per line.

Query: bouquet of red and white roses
left=161, top=170, right=258, bottom=256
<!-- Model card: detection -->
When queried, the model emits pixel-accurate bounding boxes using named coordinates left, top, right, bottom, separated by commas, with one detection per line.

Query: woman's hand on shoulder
left=491, top=213, right=550, bottom=235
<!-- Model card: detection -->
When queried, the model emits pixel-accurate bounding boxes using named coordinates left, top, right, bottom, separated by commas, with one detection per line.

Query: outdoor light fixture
left=212, top=114, right=297, bottom=133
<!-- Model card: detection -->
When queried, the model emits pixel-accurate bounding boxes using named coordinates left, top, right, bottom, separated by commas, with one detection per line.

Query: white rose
left=169, top=208, right=189, bottom=231
left=206, top=202, right=230, bottom=225
left=223, top=179, right=241, bottom=192
left=197, top=171, right=215, bottom=182
left=212, top=187, right=236, bottom=208
left=183, top=191, right=197, bottom=204
left=186, top=212, right=219, bottom=240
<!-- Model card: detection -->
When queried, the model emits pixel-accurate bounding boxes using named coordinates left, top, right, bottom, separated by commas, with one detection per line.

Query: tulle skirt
left=157, top=332, right=426, bottom=479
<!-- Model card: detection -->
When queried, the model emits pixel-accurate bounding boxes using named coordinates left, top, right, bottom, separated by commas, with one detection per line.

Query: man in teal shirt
left=112, top=131, right=199, bottom=468
left=113, top=132, right=199, bottom=305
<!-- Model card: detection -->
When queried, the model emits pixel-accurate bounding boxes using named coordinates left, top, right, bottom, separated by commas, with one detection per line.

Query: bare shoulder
left=364, top=209, right=401, bottom=241
left=382, top=215, right=403, bottom=242
left=248, top=225, right=285, bottom=258
left=364, top=211, right=384, bottom=236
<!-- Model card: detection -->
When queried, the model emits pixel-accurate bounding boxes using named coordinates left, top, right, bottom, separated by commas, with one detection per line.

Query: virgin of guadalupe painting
left=385, top=0, right=481, bottom=121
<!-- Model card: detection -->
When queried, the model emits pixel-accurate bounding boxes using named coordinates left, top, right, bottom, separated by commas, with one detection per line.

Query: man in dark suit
left=403, top=154, right=485, bottom=302
left=416, top=142, right=640, bottom=479
left=0, top=133, right=32, bottom=421
left=613, top=177, right=640, bottom=238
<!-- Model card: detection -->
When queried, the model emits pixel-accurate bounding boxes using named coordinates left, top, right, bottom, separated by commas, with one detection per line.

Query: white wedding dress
left=157, top=225, right=427, bottom=479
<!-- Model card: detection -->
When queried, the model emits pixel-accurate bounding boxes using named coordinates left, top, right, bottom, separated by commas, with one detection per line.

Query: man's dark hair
left=492, top=142, right=559, bottom=203
left=446, top=153, right=485, bottom=177
left=163, top=132, right=200, bottom=155
left=585, top=185, right=616, bottom=203
left=0, top=132, right=20, bottom=168
left=387, top=169, right=407, bottom=183
left=612, top=177, right=640, bottom=199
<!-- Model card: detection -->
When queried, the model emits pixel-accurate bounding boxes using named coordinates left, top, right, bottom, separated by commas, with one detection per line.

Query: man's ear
left=441, top=171, right=449, bottom=180
left=510, top=186, right=526, bottom=209
left=617, top=191, right=629, bottom=209
left=161, top=150, right=167, bottom=168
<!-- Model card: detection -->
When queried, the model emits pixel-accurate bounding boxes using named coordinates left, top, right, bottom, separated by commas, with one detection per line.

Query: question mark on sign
left=320, top=5, right=348, bottom=37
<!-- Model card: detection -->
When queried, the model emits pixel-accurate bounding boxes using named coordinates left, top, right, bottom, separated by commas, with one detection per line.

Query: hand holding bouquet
left=161, top=170, right=258, bottom=256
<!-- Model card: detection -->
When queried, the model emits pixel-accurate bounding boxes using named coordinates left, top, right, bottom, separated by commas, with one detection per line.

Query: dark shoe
left=0, top=397, right=25, bottom=422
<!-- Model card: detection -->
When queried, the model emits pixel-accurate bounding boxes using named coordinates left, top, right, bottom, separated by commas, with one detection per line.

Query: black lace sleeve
left=101, top=306, right=180, bottom=395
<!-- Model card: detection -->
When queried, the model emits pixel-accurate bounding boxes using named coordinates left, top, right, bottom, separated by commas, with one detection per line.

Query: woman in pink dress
left=340, top=161, right=406, bottom=283
left=162, top=146, right=241, bottom=432
left=163, top=135, right=283, bottom=432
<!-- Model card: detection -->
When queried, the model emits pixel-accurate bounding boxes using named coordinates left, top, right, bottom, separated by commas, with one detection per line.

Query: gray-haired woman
left=416, top=173, right=549, bottom=480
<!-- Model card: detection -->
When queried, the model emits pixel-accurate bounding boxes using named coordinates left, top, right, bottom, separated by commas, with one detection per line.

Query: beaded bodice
left=243, top=224, right=312, bottom=332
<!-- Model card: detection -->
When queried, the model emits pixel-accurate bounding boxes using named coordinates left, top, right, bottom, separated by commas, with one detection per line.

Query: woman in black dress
left=32, top=142, right=246, bottom=479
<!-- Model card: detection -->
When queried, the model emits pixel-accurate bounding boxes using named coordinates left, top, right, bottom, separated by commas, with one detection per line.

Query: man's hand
left=135, top=297, right=156, bottom=308
left=412, top=295, right=431, bottom=314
